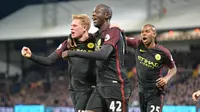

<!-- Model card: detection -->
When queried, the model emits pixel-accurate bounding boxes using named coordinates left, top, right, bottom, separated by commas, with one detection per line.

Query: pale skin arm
left=21, top=46, right=60, bottom=66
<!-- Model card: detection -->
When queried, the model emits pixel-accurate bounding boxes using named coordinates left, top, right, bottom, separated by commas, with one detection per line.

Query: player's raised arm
left=21, top=40, right=68, bottom=66
left=126, top=36, right=142, bottom=48
left=21, top=46, right=60, bottom=66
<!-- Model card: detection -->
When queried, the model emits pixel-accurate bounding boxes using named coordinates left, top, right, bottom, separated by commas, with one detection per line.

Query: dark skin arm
left=62, top=44, right=113, bottom=61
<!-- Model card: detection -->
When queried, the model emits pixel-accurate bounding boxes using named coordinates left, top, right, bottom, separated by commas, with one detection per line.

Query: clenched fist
left=21, top=46, right=32, bottom=58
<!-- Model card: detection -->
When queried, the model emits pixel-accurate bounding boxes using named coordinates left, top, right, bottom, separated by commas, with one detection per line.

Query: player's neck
left=78, top=32, right=89, bottom=42
left=99, top=21, right=110, bottom=33
left=145, top=42, right=156, bottom=49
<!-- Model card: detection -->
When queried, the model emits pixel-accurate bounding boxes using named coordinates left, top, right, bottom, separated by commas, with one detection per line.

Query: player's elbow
left=171, top=65, right=177, bottom=75
left=96, top=53, right=109, bottom=61
left=101, top=55, right=109, bottom=61
left=43, top=58, right=55, bottom=66
left=100, top=50, right=110, bottom=61
left=99, top=45, right=113, bottom=60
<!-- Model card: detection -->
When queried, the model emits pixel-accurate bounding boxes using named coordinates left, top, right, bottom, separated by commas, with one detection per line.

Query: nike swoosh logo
left=140, top=49, right=146, bottom=52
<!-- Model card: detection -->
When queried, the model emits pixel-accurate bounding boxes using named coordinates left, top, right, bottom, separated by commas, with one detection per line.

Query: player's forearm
left=165, top=66, right=177, bottom=81
left=30, top=52, right=60, bottom=66
left=67, top=44, right=113, bottom=60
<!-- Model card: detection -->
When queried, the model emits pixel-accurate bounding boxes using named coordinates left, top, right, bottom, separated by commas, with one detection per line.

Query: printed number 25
left=150, top=105, right=160, bottom=112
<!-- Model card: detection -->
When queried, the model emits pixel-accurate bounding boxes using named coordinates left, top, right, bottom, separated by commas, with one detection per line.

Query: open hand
left=156, top=77, right=168, bottom=88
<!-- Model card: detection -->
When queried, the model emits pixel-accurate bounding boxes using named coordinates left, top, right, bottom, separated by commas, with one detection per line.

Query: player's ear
left=105, top=12, right=110, bottom=20
left=154, top=32, right=157, bottom=37
left=83, top=25, right=87, bottom=32
left=153, top=31, right=157, bottom=37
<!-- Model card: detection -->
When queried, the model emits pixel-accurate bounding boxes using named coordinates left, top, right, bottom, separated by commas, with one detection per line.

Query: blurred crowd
left=0, top=75, right=73, bottom=107
left=165, top=75, right=200, bottom=106
left=0, top=50, right=200, bottom=108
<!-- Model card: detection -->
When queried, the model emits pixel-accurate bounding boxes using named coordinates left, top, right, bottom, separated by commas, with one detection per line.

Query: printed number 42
left=109, top=101, right=122, bottom=112
left=150, top=105, right=160, bottom=112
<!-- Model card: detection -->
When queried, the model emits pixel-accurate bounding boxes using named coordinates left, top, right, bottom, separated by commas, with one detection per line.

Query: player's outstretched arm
left=62, top=44, right=113, bottom=61
left=192, top=90, right=200, bottom=102
left=21, top=46, right=60, bottom=66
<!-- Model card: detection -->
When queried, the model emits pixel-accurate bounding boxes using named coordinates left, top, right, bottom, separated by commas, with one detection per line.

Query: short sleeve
left=103, top=28, right=121, bottom=47
left=162, top=47, right=175, bottom=69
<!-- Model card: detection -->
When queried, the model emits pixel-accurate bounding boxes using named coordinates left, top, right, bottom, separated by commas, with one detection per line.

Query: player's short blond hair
left=72, top=14, right=91, bottom=31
